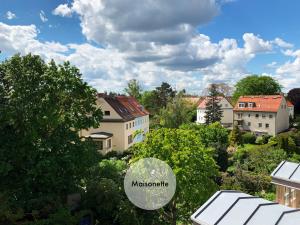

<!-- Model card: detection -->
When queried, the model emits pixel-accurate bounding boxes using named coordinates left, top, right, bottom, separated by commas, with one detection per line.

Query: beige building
left=234, top=95, right=289, bottom=136
left=81, top=94, right=149, bottom=153
left=196, top=96, right=233, bottom=127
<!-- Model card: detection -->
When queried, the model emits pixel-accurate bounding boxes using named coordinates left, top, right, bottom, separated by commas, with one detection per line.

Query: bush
left=242, top=132, right=256, bottom=144
left=255, top=136, right=264, bottom=145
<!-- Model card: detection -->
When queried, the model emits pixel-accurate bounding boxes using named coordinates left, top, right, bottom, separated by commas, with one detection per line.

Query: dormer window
left=239, top=103, right=245, bottom=108
left=248, top=103, right=253, bottom=108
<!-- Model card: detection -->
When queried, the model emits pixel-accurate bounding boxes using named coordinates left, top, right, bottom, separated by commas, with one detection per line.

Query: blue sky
left=1, top=0, right=300, bottom=93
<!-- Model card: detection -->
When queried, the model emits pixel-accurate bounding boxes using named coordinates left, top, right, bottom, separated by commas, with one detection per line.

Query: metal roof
left=271, top=161, right=300, bottom=189
left=191, top=190, right=300, bottom=225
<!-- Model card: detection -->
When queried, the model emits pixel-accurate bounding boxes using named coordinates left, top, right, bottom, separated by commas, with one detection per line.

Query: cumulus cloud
left=52, top=4, right=73, bottom=17
left=273, top=38, right=293, bottom=49
left=243, top=33, right=272, bottom=54
left=6, top=11, right=16, bottom=20
left=39, top=10, right=48, bottom=23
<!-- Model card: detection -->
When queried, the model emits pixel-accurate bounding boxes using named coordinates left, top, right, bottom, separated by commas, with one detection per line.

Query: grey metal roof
left=191, top=190, right=300, bottom=225
left=271, top=161, right=300, bottom=188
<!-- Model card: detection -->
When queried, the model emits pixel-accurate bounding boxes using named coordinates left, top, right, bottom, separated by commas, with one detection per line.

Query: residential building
left=196, top=96, right=233, bottom=127
left=287, top=100, right=294, bottom=118
left=191, top=190, right=300, bottom=225
left=80, top=94, right=149, bottom=153
left=233, top=95, right=289, bottom=136
left=271, top=161, right=300, bottom=208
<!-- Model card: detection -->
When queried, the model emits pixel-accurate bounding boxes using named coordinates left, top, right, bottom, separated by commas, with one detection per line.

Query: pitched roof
left=117, top=96, right=149, bottom=117
left=271, top=161, right=300, bottom=189
left=191, top=190, right=300, bottom=225
left=234, top=95, right=284, bottom=112
left=197, top=96, right=232, bottom=109
left=287, top=100, right=294, bottom=107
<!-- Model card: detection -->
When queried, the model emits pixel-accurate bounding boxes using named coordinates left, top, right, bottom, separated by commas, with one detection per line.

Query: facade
left=287, top=100, right=294, bottom=118
left=233, top=95, right=289, bottom=136
left=80, top=94, right=149, bottom=153
left=196, top=96, right=233, bottom=127
left=191, top=190, right=300, bottom=225
left=271, top=161, right=300, bottom=209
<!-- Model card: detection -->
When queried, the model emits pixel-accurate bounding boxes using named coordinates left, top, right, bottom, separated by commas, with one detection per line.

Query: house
left=271, top=161, right=300, bottom=208
left=233, top=95, right=289, bottom=136
left=80, top=94, right=149, bottom=153
left=287, top=100, right=294, bottom=118
left=196, top=96, right=233, bottom=127
left=191, top=190, right=300, bottom=225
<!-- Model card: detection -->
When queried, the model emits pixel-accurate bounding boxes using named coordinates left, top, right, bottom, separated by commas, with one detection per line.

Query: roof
left=234, top=95, right=284, bottom=112
left=87, top=132, right=113, bottom=139
left=197, top=96, right=232, bottom=109
left=287, top=100, right=294, bottom=107
left=271, top=161, right=300, bottom=189
left=117, top=96, right=149, bottom=117
left=191, top=190, right=300, bottom=225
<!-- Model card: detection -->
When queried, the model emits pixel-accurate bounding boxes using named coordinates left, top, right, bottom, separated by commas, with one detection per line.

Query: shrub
left=255, top=136, right=264, bottom=145
left=242, top=132, right=256, bottom=144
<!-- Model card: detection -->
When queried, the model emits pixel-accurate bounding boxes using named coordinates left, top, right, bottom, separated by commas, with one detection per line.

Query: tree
left=0, top=54, right=103, bottom=217
left=132, top=128, right=218, bottom=225
left=229, top=123, right=243, bottom=146
left=140, top=90, right=159, bottom=115
left=124, top=79, right=142, bottom=101
left=155, top=82, right=176, bottom=109
left=288, top=88, right=300, bottom=114
left=158, top=93, right=196, bottom=128
left=202, top=83, right=233, bottom=97
left=233, top=75, right=282, bottom=102
left=204, top=84, right=223, bottom=124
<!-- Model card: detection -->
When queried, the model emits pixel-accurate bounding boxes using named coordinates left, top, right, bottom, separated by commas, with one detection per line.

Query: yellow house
left=81, top=94, right=149, bottom=153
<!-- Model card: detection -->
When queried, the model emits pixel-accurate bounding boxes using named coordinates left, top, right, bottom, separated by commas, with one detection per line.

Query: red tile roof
left=234, top=95, right=284, bottom=112
left=117, top=96, right=149, bottom=117
left=287, top=100, right=294, bottom=107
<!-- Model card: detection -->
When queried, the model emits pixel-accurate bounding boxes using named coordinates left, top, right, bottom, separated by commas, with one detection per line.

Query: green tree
left=132, top=128, right=218, bottom=225
left=124, top=79, right=142, bottom=101
left=155, top=82, right=176, bottom=109
left=0, top=54, right=102, bottom=217
left=204, top=84, right=223, bottom=124
left=233, top=75, right=282, bottom=102
left=140, top=90, right=160, bottom=115
left=229, top=123, right=243, bottom=146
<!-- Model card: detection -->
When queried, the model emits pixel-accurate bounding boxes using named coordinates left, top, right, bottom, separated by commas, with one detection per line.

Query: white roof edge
left=271, top=160, right=286, bottom=177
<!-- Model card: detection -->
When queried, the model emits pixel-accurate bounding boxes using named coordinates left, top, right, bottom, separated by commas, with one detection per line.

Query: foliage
left=233, top=75, right=282, bottom=102
left=204, top=84, right=223, bottom=124
left=131, top=128, right=218, bottom=225
left=158, top=93, right=196, bottom=128
left=202, top=83, right=233, bottom=97
left=124, top=79, right=142, bottom=101
left=154, top=82, right=176, bottom=109
left=288, top=88, right=300, bottom=114
left=229, top=124, right=243, bottom=146
left=0, top=54, right=102, bottom=219
left=242, top=132, right=256, bottom=144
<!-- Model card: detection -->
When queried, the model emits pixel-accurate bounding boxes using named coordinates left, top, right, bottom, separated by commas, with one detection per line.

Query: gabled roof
left=197, top=96, right=232, bottom=109
left=271, top=161, right=300, bottom=189
left=287, top=100, right=294, bottom=107
left=117, top=96, right=149, bottom=117
left=191, top=190, right=300, bottom=225
left=234, top=95, right=284, bottom=112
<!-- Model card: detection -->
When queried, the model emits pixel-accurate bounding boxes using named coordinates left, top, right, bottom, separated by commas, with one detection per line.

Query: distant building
left=271, top=161, right=300, bottom=208
left=81, top=94, right=149, bottom=153
left=182, top=96, right=201, bottom=105
left=196, top=96, right=233, bottom=127
left=233, top=95, right=289, bottom=136
left=191, top=190, right=300, bottom=225
left=287, top=100, right=294, bottom=118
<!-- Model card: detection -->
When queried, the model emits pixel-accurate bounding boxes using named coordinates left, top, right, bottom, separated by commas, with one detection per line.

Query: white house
left=287, top=100, right=294, bottom=118
left=196, top=96, right=233, bottom=127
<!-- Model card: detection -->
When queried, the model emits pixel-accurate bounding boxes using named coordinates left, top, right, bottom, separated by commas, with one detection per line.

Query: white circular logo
left=124, top=158, right=176, bottom=210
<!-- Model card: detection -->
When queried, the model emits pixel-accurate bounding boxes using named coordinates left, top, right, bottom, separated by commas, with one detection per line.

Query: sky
left=1, top=0, right=300, bottom=94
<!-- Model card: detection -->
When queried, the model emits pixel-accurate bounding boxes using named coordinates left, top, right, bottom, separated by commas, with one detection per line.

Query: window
left=107, top=139, right=112, bottom=148
left=95, top=141, right=103, bottom=151
left=129, top=123, right=132, bottom=128
left=239, top=103, right=245, bottom=108
left=238, top=113, right=243, bottom=119
left=133, top=122, right=135, bottom=127
left=104, top=111, right=110, bottom=116
left=248, top=114, right=251, bottom=118
left=266, top=123, right=269, bottom=128
left=248, top=103, right=253, bottom=108
left=237, top=121, right=243, bottom=126
left=269, top=114, right=273, bottom=119
left=256, top=114, right=259, bottom=118
left=248, top=122, right=251, bottom=126
left=259, top=123, right=262, bottom=128
left=128, top=135, right=133, bottom=144
left=262, top=114, right=266, bottom=118
left=126, top=124, right=128, bottom=130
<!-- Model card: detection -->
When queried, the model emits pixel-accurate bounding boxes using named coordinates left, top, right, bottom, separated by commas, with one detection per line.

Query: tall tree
left=124, top=79, right=142, bottom=100
left=155, top=82, right=176, bottom=108
left=229, top=123, right=243, bottom=146
left=288, top=88, right=300, bottom=114
left=132, top=128, right=218, bottom=225
left=204, top=84, right=223, bottom=124
left=202, top=83, right=233, bottom=97
left=233, top=75, right=282, bottom=102
left=0, top=54, right=103, bottom=217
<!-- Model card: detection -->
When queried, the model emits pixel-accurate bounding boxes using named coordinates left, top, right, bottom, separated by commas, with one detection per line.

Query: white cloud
left=39, top=10, right=48, bottom=23
left=52, top=4, right=73, bottom=17
left=243, top=33, right=272, bottom=54
left=6, top=11, right=16, bottom=20
left=273, top=38, right=293, bottom=49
